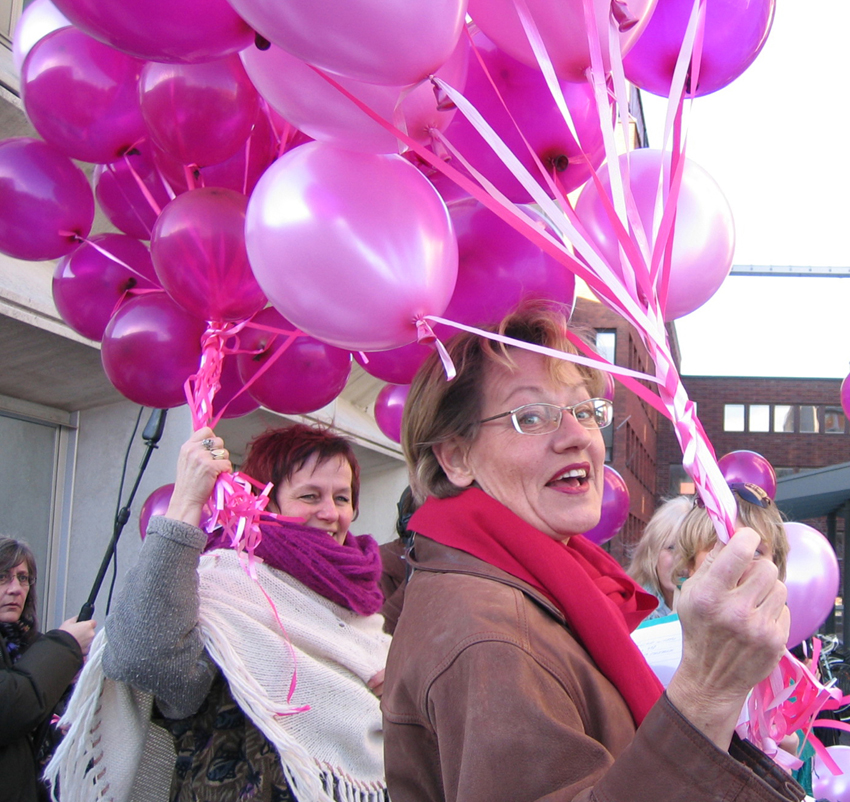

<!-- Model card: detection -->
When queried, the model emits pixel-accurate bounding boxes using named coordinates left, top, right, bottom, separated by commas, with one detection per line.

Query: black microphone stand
left=78, top=409, right=168, bottom=621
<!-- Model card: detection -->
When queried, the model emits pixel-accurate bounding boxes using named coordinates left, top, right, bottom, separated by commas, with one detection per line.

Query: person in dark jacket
left=0, top=536, right=95, bottom=802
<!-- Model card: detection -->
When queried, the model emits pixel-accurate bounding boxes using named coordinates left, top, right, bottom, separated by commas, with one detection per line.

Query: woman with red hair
left=50, top=424, right=389, bottom=802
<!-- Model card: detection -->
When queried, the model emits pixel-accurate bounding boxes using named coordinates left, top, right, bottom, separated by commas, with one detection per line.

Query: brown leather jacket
left=382, top=536, right=804, bottom=802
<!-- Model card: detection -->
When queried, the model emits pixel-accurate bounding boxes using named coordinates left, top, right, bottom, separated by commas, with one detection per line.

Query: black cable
left=102, top=407, right=144, bottom=616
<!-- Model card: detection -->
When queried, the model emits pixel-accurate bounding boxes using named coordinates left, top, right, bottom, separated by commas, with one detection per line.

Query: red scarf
left=408, top=488, right=664, bottom=725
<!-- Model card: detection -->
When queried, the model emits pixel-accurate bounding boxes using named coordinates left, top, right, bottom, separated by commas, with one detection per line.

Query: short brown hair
left=675, top=494, right=788, bottom=580
left=402, top=302, right=605, bottom=504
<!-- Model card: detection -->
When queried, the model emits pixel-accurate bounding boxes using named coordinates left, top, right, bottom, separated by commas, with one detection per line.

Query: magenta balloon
left=0, top=137, right=94, bottom=261
left=151, top=188, right=266, bottom=323
left=242, top=36, right=467, bottom=154
left=841, top=373, right=850, bottom=420
left=53, top=234, right=159, bottom=342
left=22, top=27, right=146, bottom=164
left=354, top=343, right=433, bottom=385
left=139, top=482, right=214, bottom=538
left=440, top=199, right=575, bottom=331
left=101, top=292, right=206, bottom=408
left=139, top=483, right=174, bottom=539
left=228, top=0, right=466, bottom=86
left=140, top=55, right=260, bottom=167
left=93, top=142, right=178, bottom=240
left=784, top=522, right=839, bottom=649
left=374, top=384, right=411, bottom=444
left=12, top=0, right=71, bottom=75
left=624, top=0, right=775, bottom=98
left=237, top=308, right=352, bottom=415
left=215, top=355, right=260, bottom=419
left=49, top=0, right=252, bottom=64
left=150, top=106, right=280, bottom=198
left=813, top=745, right=850, bottom=802
left=574, top=148, right=735, bottom=321
left=582, top=466, right=630, bottom=546
left=443, top=32, right=607, bottom=202
left=469, top=0, right=657, bottom=82
left=717, top=450, right=777, bottom=499
left=246, top=143, right=458, bottom=351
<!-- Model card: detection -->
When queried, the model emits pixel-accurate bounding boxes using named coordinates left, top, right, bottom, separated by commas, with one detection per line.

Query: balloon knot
left=611, top=0, right=639, bottom=31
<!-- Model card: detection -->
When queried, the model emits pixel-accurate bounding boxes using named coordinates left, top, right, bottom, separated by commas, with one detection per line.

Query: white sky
left=640, top=0, right=850, bottom=379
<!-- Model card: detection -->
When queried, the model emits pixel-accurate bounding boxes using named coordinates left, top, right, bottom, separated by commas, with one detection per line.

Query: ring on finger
left=210, top=448, right=228, bottom=460
left=201, top=438, right=215, bottom=451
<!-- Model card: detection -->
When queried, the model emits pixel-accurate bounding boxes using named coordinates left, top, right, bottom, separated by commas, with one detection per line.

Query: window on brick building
left=595, top=330, right=616, bottom=364
left=824, top=407, right=846, bottom=434
left=799, top=405, right=819, bottom=433
left=774, top=405, right=794, bottom=432
left=724, top=404, right=745, bottom=432
left=749, top=404, right=770, bottom=432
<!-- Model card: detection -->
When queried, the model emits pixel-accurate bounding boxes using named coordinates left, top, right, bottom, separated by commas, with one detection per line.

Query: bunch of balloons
left=1, top=0, right=776, bottom=430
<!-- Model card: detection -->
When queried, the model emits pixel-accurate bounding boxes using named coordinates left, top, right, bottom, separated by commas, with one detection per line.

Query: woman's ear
left=433, top=439, right=475, bottom=489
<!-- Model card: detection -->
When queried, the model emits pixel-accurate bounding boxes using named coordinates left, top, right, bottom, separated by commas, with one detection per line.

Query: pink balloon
left=101, top=292, right=206, bottom=408
left=237, top=308, right=352, bottom=415
left=841, top=373, right=850, bottom=419
left=0, top=137, right=94, bottom=261
left=574, top=148, right=735, bottom=321
left=241, top=35, right=468, bottom=154
left=717, top=450, right=777, bottom=499
left=374, top=384, right=411, bottom=443
left=12, top=0, right=71, bottom=75
left=582, top=466, right=630, bottom=546
left=139, top=483, right=174, bottom=539
left=813, top=745, right=850, bottom=802
left=442, top=31, right=607, bottom=202
left=246, top=143, right=458, bottom=351
left=151, top=188, right=266, bottom=322
left=227, top=0, right=467, bottom=86
left=354, top=343, right=433, bottom=385
left=53, top=234, right=160, bottom=342
left=215, top=355, right=260, bottom=419
left=140, top=55, right=260, bottom=167
left=151, top=107, right=280, bottom=196
left=139, top=483, right=214, bottom=538
left=784, top=522, right=839, bottom=649
left=439, top=199, right=575, bottom=332
left=469, top=0, right=658, bottom=82
left=624, top=0, right=775, bottom=98
left=49, top=0, right=253, bottom=64
left=93, top=142, right=179, bottom=240
left=22, top=27, right=146, bottom=164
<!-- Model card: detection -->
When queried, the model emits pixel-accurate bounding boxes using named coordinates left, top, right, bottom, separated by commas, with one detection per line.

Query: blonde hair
left=402, top=302, right=605, bottom=505
left=675, top=493, right=788, bottom=580
left=627, top=496, right=692, bottom=596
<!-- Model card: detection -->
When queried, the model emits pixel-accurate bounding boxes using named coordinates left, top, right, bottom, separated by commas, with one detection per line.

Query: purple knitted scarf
left=206, top=519, right=384, bottom=616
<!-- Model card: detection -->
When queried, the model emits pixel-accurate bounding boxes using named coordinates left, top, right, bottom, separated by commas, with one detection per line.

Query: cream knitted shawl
left=45, top=549, right=391, bottom=802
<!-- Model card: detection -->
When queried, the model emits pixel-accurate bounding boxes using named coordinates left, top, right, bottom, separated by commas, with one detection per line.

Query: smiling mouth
left=547, top=467, right=589, bottom=490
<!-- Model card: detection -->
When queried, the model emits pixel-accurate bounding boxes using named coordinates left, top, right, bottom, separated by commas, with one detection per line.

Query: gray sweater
left=102, top=516, right=218, bottom=719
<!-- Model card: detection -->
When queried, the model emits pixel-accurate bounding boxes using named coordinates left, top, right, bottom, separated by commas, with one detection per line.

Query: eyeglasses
left=694, top=482, right=771, bottom=509
left=0, top=571, right=34, bottom=587
left=479, top=398, right=613, bottom=435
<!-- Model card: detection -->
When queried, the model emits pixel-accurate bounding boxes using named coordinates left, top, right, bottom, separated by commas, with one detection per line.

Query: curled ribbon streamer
left=415, top=317, right=456, bottom=380
left=737, top=650, right=850, bottom=776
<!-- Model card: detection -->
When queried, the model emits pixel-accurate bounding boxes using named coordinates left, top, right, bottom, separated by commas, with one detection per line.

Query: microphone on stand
left=78, top=408, right=168, bottom=621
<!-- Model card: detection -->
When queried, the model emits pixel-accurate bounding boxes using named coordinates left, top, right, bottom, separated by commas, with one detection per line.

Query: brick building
left=571, top=296, right=679, bottom=566
left=656, top=375, right=849, bottom=496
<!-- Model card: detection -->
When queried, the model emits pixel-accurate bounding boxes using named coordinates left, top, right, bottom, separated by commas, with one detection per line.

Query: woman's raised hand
left=666, top=526, right=789, bottom=750
left=59, top=616, right=97, bottom=657
left=165, top=427, right=233, bottom=527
